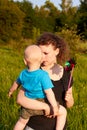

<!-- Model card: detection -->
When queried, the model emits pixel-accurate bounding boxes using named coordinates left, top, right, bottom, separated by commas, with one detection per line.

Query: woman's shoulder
left=57, top=64, right=63, bottom=70
left=53, top=64, right=71, bottom=80
left=53, top=63, right=63, bottom=73
left=49, top=64, right=64, bottom=81
left=56, top=64, right=71, bottom=77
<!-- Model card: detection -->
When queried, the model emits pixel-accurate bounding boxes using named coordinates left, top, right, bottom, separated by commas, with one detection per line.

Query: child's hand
left=8, top=90, right=13, bottom=98
left=8, top=81, right=19, bottom=98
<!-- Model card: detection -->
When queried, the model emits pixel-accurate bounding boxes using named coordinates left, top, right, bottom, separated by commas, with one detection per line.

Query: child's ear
left=24, top=58, right=27, bottom=65
left=55, top=48, right=59, bottom=56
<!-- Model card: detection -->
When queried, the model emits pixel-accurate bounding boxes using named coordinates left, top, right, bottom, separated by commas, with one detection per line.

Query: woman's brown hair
left=36, top=32, right=69, bottom=64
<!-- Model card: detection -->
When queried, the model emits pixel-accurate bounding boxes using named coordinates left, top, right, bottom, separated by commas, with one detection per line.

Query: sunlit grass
left=0, top=46, right=87, bottom=130
left=67, top=53, right=87, bottom=130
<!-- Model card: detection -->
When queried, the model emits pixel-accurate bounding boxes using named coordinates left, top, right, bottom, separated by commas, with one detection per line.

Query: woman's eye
left=44, top=52, right=48, bottom=55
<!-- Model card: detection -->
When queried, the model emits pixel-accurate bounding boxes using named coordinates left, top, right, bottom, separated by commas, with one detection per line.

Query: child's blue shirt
left=16, top=69, right=54, bottom=99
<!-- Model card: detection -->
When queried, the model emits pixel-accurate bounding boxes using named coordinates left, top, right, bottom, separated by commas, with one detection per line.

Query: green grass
left=0, top=46, right=24, bottom=130
left=67, top=53, right=87, bottom=130
left=0, top=46, right=87, bottom=130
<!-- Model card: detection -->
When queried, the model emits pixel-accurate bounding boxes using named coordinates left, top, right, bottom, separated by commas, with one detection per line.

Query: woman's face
left=39, top=44, right=59, bottom=67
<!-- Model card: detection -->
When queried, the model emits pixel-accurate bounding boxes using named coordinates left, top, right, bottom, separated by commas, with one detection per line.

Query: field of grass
left=0, top=45, right=87, bottom=130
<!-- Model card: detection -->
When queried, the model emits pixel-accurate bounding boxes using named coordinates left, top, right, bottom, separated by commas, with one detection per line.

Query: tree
left=59, top=0, right=72, bottom=12
left=55, top=0, right=78, bottom=32
left=34, top=0, right=60, bottom=33
left=0, top=0, right=24, bottom=42
left=76, top=0, right=87, bottom=39
left=16, top=0, right=35, bottom=39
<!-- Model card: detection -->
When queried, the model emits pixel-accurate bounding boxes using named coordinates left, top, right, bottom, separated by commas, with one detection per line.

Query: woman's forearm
left=17, top=89, right=50, bottom=111
left=65, top=87, right=74, bottom=108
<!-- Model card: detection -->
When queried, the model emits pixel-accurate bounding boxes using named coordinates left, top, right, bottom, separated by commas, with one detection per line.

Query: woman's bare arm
left=17, top=89, right=50, bottom=115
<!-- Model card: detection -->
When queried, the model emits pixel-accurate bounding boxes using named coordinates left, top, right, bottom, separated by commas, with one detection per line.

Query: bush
left=0, top=0, right=24, bottom=43
left=56, top=28, right=81, bottom=57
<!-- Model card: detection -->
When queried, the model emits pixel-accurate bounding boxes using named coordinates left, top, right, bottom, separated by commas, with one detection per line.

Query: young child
left=8, top=45, right=67, bottom=130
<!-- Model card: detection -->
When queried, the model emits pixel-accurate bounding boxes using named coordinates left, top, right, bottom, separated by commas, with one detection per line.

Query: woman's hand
left=52, top=105, right=59, bottom=118
left=65, top=87, right=74, bottom=108
left=45, top=105, right=59, bottom=118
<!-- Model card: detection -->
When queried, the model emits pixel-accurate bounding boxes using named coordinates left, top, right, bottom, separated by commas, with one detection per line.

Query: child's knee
left=59, top=105, right=67, bottom=116
left=19, top=117, right=29, bottom=125
left=63, top=107, right=67, bottom=116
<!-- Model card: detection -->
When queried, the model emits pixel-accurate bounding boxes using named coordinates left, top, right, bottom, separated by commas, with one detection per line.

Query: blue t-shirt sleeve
left=16, top=71, right=23, bottom=85
left=41, top=72, right=54, bottom=90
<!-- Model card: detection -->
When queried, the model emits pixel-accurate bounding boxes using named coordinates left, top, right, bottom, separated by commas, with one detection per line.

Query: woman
left=17, top=32, right=74, bottom=130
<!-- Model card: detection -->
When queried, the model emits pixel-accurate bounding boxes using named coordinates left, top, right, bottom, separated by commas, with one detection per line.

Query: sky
left=14, top=0, right=80, bottom=9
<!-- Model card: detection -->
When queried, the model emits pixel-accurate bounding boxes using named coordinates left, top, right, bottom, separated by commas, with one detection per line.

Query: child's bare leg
left=13, top=117, right=29, bottom=130
left=56, top=105, right=67, bottom=130
left=17, top=89, right=50, bottom=116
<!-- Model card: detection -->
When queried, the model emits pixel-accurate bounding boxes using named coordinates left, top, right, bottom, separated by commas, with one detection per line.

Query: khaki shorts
left=20, top=98, right=59, bottom=119
left=20, top=99, right=45, bottom=119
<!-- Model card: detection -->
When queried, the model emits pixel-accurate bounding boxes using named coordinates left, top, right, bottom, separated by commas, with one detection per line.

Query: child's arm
left=8, top=81, right=19, bottom=97
left=17, top=89, right=50, bottom=116
left=44, top=88, right=59, bottom=117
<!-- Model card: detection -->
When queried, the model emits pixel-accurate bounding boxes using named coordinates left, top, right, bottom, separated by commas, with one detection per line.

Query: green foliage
left=56, top=27, right=81, bottom=57
left=59, top=0, right=72, bottom=12
left=55, top=6, right=78, bottom=33
left=32, top=27, right=40, bottom=41
left=0, top=46, right=87, bottom=129
left=0, top=0, right=87, bottom=46
left=76, top=0, right=87, bottom=39
left=16, top=0, right=35, bottom=39
left=0, top=0, right=24, bottom=43
left=0, top=0, right=87, bottom=43
left=41, top=1, right=60, bottom=32
left=76, top=40, right=87, bottom=54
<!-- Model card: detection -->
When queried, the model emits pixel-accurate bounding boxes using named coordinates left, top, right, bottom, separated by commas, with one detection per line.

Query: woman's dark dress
left=27, top=69, right=73, bottom=130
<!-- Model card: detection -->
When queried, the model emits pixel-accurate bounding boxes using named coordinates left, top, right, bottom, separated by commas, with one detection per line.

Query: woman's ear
left=55, top=48, right=59, bottom=56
